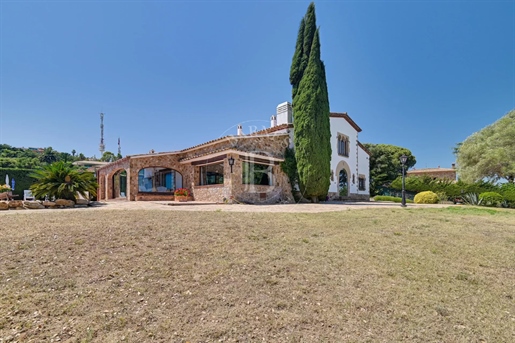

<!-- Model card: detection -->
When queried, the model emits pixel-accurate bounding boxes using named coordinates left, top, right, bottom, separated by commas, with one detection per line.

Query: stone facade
left=97, top=133, right=294, bottom=204
left=407, top=167, right=457, bottom=181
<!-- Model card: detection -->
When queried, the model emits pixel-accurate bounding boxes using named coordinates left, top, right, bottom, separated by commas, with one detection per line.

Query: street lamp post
left=400, top=154, right=408, bottom=207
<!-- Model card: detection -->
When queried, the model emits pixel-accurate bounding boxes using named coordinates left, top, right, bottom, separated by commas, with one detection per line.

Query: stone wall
left=328, top=192, right=370, bottom=202
left=192, top=185, right=229, bottom=203
left=127, top=154, right=193, bottom=201
left=407, top=169, right=457, bottom=180
left=97, top=133, right=294, bottom=203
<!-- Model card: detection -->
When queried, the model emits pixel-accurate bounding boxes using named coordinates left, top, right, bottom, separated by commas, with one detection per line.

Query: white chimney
left=237, top=124, right=243, bottom=136
left=276, top=102, right=293, bottom=125
left=270, top=115, right=277, bottom=128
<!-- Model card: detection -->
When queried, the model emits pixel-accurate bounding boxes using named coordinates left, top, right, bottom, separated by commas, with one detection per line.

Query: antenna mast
left=118, top=137, right=121, bottom=157
left=99, top=112, right=105, bottom=156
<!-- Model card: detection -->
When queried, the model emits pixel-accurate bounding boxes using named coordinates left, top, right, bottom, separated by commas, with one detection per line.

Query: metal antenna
left=99, top=112, right=105, bottom=155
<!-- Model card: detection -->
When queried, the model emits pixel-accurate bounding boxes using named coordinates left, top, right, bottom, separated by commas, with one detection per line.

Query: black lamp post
left=228, top=156, right=235, bottom=173
left=400, top=154, right=408, bottom=207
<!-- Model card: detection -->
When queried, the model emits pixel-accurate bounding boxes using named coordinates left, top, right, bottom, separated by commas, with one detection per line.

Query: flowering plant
left=0, top=184, right=11, bottom=193
left=174, top=188, right=190, bottom=197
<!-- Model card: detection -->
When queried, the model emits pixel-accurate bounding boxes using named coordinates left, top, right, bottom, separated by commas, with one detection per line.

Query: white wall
left=357, top=145, right=370, bottom=195
left=328, top=117, right=369, bottom=197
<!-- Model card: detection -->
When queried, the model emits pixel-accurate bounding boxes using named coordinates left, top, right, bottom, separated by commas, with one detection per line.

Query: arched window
left=339, top=169, right=348, bottom=196
left=138, top=167, right=183, bottom=193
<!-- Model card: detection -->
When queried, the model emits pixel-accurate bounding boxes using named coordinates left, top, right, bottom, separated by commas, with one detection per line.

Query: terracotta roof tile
left=357, top=141, right=371, bottom=156
left=330, top=112, right=362, bottom=132
left=249, top=123, right=293, bottom=136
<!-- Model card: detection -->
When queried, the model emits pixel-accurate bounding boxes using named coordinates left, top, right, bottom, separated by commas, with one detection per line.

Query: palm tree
left=29, top=161, right=98, bottom=201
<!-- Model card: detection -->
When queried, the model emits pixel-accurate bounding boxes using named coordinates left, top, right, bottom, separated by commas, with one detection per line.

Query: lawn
left=1, top=207, right=514, bottom=342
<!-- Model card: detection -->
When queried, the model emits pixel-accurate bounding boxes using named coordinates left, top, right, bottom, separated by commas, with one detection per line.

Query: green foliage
left=479, top=192, right=504, bottom=207
left=414, top=191, right=439, bottom=204
left=29, top=161, right=98, bottom=201
left=461, top=193, right=482, bottom=206
left=100, top=151, right=118, bottom=162
left=363, top=143, right=416, bottom=196
left=290, top=18, right=305, bottom=100
left=291, top=3, right=331, bottom=202
left=499, top=183, right=515, bottom=207
left=0, top=168, right=38, bottom=196
left=374, top=195, right=414, bottom=203
left=391, top=176, right=500, bottom=202
left=280, top=148, right=299, bottom=192
left=0, top=144, right=90, bottom=169
left=457, top=110, right=515, bottom=183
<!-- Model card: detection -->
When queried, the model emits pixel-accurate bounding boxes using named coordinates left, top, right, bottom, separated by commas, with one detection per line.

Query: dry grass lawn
left=0, top=207, right=514, bottom=342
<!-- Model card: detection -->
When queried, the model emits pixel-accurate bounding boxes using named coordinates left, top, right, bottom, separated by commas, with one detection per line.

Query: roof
left=249, top=123, right=293, bottom=136
left=329, top=112, right=362, bottom=132
left=357, top=141, right=371, bottom=156
left=179, top=148, right=284, bottom=164
left=407, top=168, right=456, bottom=173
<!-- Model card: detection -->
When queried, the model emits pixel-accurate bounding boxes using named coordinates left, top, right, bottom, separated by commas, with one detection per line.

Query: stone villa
left=96, top=102, right=370, bottom=203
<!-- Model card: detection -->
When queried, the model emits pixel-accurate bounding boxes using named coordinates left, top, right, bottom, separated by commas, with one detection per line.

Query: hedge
left=0, top=168, right=38, bottom=199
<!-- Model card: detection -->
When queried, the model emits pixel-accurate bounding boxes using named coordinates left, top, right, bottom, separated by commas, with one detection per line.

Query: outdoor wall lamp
left=228, top=156, right=235, bottom=173
left=399, top=154, right=408, bottom=207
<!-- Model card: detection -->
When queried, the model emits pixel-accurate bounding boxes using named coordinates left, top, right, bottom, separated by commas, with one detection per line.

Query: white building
left=273, top=102, right=370, bottom=200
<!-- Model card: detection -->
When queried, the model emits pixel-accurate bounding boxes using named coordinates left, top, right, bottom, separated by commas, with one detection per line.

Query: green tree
left=40, top=147, right=59, bottom=164
left=29, top=161, right=97, bottom=201
left=363, top=143, right=416, bottom=196
left=457, top=110, right=515, bottom=183
left=100, top=151, right=117, bottom=162
left=290, top=3, right=331, bottom=202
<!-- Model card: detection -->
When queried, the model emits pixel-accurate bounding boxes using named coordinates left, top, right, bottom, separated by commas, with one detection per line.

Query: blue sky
left=1, top=0, right=514, bottom=170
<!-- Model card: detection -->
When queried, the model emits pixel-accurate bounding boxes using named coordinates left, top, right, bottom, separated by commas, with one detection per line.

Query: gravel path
left=91, top=200, right=453, bottom=213
left=0, top=200, right=454, bottom=215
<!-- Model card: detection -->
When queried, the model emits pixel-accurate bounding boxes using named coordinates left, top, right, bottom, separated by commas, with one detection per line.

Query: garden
left=374, top=175, right=515, bottom=208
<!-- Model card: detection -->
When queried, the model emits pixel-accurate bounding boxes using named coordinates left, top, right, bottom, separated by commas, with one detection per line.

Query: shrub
left=414, top=191, right=439, bottom=204
left=479, top=192, right=503, bottom=207
left=373, top=195, right=413, bottom=203
left=462, top=193, right=482, bottom=206
left=499, top=183, right=515, bottom=208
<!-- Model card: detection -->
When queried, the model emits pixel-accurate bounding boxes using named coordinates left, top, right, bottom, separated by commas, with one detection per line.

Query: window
left=138, top=167, right=183, bottom=192
left=242, top=162, right=273, bottom=185
left=199, top=163, right=224, bottom=185
left=358, top=176, right=366, bottom=191
left=337, top=134, right=350, bottom=157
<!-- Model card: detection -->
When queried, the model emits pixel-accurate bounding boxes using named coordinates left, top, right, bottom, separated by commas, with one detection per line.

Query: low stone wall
left=135, top=193, right=175, bottom=201
left=0, top=199, right=90, bottom=210
left=328, top=192, right=370, bottom=201
left=192, top=185, right=229, bottom=203
left=235, top=185, right=290, bottom=204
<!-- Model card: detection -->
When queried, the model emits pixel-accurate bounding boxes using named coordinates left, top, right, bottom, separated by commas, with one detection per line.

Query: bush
left=414, top=191, right=439, bottom=204
left=479, top=192, right=503, bottom=207
left=462, top=193, right=482, bottom=206
left=499, top=183, right=515, bottom=208
left=373, top=195, right=413, bottom=203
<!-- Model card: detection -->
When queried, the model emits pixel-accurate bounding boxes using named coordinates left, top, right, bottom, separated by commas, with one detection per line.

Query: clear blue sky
left=1, top=0, right=514, bottom=169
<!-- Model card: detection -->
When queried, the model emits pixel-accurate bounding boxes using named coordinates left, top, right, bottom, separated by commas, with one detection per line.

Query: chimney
left=270, top=115, right=277, bottom=128
left=452, top=163, right=456, bottom=169
left=276, top=102, right=293, bottom=125
left=237, top=124, right=243, bottom=136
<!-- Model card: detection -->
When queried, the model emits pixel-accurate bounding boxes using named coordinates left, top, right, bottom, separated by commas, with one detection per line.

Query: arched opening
left=339, top=169, right=348, bottom=197
left=138, top=167, right=183, bottom=193
left=112, top=169, right=128, bottom=199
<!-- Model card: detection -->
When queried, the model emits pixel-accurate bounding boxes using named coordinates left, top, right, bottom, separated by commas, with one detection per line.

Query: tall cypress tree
left=289, top=18, right=305, bottom=100
left=290, top=4, right=331, bottom=202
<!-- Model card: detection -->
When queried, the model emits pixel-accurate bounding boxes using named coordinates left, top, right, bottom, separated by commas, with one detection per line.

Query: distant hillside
left=0, top=144, right=89, bottom=169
